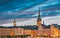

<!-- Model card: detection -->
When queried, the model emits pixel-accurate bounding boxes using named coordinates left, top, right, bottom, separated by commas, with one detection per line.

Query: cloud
left=1, top=15, right=60, bottom=26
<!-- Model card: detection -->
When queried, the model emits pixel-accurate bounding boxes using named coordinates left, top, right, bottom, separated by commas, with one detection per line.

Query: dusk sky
left=0, top=0, right=60, bottom=26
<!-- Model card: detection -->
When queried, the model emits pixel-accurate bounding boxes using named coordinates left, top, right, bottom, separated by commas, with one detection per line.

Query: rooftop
left=0, top=24, right=60, bottom=30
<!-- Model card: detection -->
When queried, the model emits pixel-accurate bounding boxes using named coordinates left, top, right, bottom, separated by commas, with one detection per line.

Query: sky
left=0, top=0, right=60, bottom=26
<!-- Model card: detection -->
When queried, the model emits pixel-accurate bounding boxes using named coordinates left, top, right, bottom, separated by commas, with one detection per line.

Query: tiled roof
left=0, top=25, right=38, bottom=30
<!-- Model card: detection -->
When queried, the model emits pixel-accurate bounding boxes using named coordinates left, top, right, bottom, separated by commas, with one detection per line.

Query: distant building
left=0, top=8, right=60, bottom=38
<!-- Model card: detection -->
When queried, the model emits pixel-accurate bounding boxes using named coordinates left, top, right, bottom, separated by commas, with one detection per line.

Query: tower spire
left=43, top=20, right=44, bottom=24
left=37, top=7, right=42, bottom=26
left=37, top=7, right=41, bottom=21
left=13, top=19, right=16, bottom=27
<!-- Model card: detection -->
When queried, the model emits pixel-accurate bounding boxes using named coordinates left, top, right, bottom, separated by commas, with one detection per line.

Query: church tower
left=37, top=8, right=43, bottom=37
left=13, top=19, right=16, bottom=27
left=10, top=19, right=16, bottom=36
left=37, top=8, right=42, bottom=26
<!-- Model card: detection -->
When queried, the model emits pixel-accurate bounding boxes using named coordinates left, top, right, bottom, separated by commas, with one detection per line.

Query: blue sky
left=0, top=0, right=60, bottom=26
left=0, top=0, right=60, bottom=20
